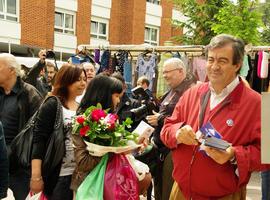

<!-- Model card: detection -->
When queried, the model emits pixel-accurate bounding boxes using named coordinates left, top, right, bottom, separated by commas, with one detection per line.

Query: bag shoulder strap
left=44, top=96, right=63, bottom=129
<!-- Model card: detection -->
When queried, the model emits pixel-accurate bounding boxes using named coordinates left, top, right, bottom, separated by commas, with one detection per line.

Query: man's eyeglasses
left=162, top=68, right=181, bottom=75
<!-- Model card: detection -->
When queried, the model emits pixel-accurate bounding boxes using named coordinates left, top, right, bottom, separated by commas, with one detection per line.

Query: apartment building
left=0, top=0, right=185, bottom=60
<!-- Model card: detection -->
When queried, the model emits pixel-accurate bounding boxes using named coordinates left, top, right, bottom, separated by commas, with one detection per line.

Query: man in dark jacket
left=25, top=49, right=57, bottom=97
left=111, top=72, right=141, bottom=130
left=146, top=58, right=196, bottom=200
left=0, top=121, right=8, bottom=199
left=0, top=53, right=42, bottom=200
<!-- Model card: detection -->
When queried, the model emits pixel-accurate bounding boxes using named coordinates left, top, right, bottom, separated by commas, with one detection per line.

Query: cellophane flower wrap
left=72, top=103, right=140, bottom=156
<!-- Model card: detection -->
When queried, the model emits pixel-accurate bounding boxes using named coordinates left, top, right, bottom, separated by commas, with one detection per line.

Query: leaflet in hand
left=196, top=122, right=231, bottom=151
left=132, top=120, right=155, bottom=139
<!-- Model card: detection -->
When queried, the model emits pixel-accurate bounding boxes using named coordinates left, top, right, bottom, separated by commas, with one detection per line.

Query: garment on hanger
left=251, top=53, right=264, bottom=93
left=257, top=51, right=263, bottom=78
left=192, top=57, right=207, bottom=82
left=94, top=49, right=100, bottom=64
left=156, top=52, right=172, bottom=98
left=246, top=55, right=253, bottom=83
left=136, top=53, right=157, bottom=92
left=123, top=52, right=133, bottom=97
left=260, top=51, right=269, bottom=79
left=98, top=50, right=111, bottom=74
left=114, top=51, right=128, bottom=75
left=239, top=55, right=250, bottom=78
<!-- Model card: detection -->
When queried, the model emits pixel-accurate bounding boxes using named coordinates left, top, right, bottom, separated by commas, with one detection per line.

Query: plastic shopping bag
left=104, top=154, right=139, bottom=200
left=76, top=154, right=109, bottom=200
left=25, top=191, right=47, bottom=200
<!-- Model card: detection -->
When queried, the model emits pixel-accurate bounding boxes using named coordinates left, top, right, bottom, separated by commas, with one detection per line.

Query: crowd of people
left=0, top=34, right=269, bottom=200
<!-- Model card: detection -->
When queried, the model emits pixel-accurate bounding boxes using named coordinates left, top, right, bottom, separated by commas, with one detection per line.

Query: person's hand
left=204, top=146, right=235, bottom=165
left=146, top=110, right=160, bottom=126
left=30, top=177, right=44, bottom=194
left=176, top=125, right=198, bottom=145
left=38, top=49, right=46, bottom=64
left=137, top=136, right=149, bottom=152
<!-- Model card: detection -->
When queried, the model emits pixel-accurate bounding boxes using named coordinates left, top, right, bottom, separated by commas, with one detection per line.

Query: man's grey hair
left=81, top=62, right=97, bottom=70
left=163, top=57, right=186, bottom=74
left=0, top=53, right=22, bottom=77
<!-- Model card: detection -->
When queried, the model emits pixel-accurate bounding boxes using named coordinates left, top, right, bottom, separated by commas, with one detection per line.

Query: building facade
left=0, top=0, right=184, bottom=60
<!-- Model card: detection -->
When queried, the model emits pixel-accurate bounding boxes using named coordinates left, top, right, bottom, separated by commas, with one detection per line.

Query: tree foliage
left=172, top=0, right=224, bottom=45
left=211, top=0, right=262, bottom=45
left=258, top=0, right=270, bottom=44
left=172, top=0, right=262, bottom=45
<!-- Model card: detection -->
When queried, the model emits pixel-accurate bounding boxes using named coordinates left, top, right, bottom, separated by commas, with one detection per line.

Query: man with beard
left=25, top=49, right=57, bottom=97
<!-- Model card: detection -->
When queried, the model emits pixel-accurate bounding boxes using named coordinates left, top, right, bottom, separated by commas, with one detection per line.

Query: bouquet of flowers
left=72, top=103, right=140, bottom=156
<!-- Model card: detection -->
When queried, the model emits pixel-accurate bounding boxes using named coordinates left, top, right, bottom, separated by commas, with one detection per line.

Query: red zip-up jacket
left=161, top=80, right=262, bottom=199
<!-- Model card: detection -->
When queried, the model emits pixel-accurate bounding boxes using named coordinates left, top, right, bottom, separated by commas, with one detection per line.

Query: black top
left=32, top=97, right=57, bottom=160
left=0, top=121, right=8, bottom=199
left=0, top=81, right=20, bottom=145
left=152, top=74, right=196, bottom=149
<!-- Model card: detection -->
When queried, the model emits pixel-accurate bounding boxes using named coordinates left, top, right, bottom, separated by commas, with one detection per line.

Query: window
left=0, top=0, right=18, bottom=22
left=144, top=26, right=159, bottom=46
left=91, top=20, right=108, bottom=40
left=146, top=0, right=161, bottom=5
left=54, top=11, right=75, bottom=35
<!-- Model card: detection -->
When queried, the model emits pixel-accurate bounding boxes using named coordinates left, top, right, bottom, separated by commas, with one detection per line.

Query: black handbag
left=9, top=96, right=65, bottom=174
left=9, top=109, right=39, bottom=172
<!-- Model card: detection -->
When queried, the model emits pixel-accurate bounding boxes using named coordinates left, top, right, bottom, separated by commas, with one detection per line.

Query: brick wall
left=171, top=27, right=183, bottom=45
left=160, top=0, right=173, bottom=45
left=77, top=0, right=91, bottom=46
left=109, top=0, right=121, bottom=44
left=109, top=0, right=146, bottom=44
left=20, top=0, right=54, bottom=49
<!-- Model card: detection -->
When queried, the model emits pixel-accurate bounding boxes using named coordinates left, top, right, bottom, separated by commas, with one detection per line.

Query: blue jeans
left=262, top=170, right=270, bottom=200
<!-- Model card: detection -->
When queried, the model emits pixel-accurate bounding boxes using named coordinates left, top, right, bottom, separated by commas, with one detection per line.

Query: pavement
left=247, top=172, right=262, bottom=200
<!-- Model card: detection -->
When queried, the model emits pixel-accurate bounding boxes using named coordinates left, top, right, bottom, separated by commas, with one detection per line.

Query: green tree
left=258, top=0, right=270, bottom=44
left=172, top=0, right=224, bottom=45
left=211, top=0, right=262, bottom=44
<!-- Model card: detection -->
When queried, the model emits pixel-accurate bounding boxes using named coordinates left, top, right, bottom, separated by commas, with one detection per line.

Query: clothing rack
left=79, top=44, right=270, bottom=52
left=78, top=44, right=205, bottom=53
left=249, top=46, right=270, bottom=52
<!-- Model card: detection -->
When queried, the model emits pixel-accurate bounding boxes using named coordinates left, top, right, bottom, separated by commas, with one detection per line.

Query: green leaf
left=114, top=132, right=122, bottom=137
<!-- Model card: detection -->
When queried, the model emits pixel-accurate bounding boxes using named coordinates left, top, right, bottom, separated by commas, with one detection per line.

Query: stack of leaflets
left=196, top=122, right=231, bottom=151
left=132, top=120, right=155, bottom=139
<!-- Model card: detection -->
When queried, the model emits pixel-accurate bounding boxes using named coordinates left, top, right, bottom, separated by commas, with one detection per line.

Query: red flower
left=76, top=116, right=85, bottom=124
left=105, top=114, right=118, bottom=130
left=80, top=125, right=90, bottom=137
left=91, top=109, right=107, bottom=122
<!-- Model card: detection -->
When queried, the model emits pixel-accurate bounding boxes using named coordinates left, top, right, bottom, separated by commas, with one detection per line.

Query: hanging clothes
left=94, top=49, right=100, bottom=64
left=136, top=53, right=157, bottom=92
left=98, top=50, right=111, bottom=74
left=192, top=57, right=207, bottom=82
left=114, top=51, right=128, bottom=75
left=123, top=53, right=133, bottom=97
left=239, top=55, right=250, bottom=78
left=260, top=51, right=269, bottom=79
left=250, top=52, right=270, bottom=93
left=257, top=51, right=263, bottom=78
left=156, top=52, right=172, bottom=98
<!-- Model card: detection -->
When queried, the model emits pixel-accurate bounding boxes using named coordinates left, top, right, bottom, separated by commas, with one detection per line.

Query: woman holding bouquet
left=30, top=63, right=87, bottom=199
left=71, top=74, right=151, bottom=199
left=70, top=74, right=122, bottom=190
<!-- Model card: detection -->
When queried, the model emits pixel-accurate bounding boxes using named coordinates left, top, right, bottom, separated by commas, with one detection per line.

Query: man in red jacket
left=161, top=34, right=262, bottom=200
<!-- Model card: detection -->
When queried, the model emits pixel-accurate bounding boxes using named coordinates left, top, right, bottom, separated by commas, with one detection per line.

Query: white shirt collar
left=209, top=76, right=240, bottom=110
